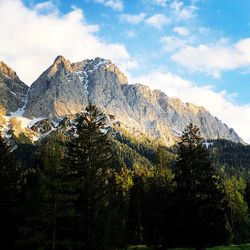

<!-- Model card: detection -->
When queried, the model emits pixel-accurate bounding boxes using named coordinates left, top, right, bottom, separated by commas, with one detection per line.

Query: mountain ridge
left=0, top=61, right=28, bottom=115
left=0, top=56, right=244, bottom=146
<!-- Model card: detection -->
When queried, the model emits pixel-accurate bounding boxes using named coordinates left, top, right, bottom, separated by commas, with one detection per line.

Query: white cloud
left=33, top=1, right=58, bottom=14
left=145, top=14, right=170, bottom=29
left=170, top=1, right=197, bottom=20
left=171, top=39, right=250, bottom=77
left=0, top=0, right=134, bottom=84
left=131, top=70, right=250, bottom=143
left=120, top=12, right=146, bottom=24
left=170, top=1, right=184, bottom=11
left=161, top=36, right=186, bottom=52
left=173, top=26, right=189, bottom=36
left=94, top=0, right=124, bottom=11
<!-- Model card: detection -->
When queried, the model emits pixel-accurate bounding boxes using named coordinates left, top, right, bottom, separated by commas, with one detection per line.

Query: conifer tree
left=20, top=133, right=74, bottom=250
left=65, top=104, right=113, bottom=250
left=174, top=123, right=231, bottom=250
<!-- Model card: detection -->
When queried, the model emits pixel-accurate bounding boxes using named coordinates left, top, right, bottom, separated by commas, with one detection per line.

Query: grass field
left=210, top=245, right=250, bottom=250
left=126, top=244, right=250, bottom=250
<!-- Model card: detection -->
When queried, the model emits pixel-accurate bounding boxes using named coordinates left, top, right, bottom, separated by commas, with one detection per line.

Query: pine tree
left=20, top=133, right=73, bottom=250
left=174, top=123, right=231, bottom=250
left=0, top=136, right=21, bottom=249
left=65, top=104, right=113, bottom=250
left=38, top=133, right=76, bottom=250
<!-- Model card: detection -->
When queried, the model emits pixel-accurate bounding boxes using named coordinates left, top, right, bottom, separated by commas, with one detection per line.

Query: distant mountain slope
left=22, top=56, right=242, bottom=145
left=210, top=139, right=250, bottom=177
left=0, top=61, right=28, bottom=115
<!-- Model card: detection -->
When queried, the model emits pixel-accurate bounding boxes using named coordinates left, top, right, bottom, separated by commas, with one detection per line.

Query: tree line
left=0, top=104, right=250, bottom=250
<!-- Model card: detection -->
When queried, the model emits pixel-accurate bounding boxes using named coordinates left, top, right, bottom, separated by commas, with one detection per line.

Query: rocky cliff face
left=0, top=61, right=28, bottom=115
left=24, top=56, right=128, bottom=119
left=123, top=84, right=241, bottom=143
left=22, top=56, right=242, bottom=145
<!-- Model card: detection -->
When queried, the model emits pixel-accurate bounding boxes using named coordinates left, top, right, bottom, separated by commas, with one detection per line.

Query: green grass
left=127, top=246, right=149, bottom=250
left=210, top=245, right=250, bottom=250
left=125, top=244, right=250, bottom=250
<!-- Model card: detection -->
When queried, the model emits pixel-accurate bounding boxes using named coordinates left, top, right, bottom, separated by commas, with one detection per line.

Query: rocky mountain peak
left=0, top=61, right=20, bottom=80
left=0, top=56, right=239, bottom=146
left=51, top=56, right=112, bottom=72
left=47, top=55, right=72, bottom=77
left=24, top=56, right=129, bottom=119
left=0, top=60, right=28, bottom=115
left=91, top=57, right=111, bottom=67
left=77, top=57, right=127, bottom=85
left=71, top=57, right=112, bottom=74
left=53, top=55, right=67, bottom=64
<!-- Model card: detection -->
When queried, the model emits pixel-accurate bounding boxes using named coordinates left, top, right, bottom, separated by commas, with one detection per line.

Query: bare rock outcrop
left=0, top=61, right=28, bottom=114
left=23, top=56, right=243, bottom=145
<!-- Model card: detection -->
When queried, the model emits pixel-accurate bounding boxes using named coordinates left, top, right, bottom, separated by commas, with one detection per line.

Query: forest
left=1, top=104, right=250, bottom=250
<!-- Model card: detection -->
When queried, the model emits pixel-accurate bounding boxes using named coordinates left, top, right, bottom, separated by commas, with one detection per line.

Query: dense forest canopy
left=0, top=104, right=250, bottom=250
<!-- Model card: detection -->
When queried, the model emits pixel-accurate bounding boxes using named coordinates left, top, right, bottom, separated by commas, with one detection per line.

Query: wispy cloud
left=171, top=38, right=250, bottom=77
left=145, top=14, right=170, bottom=29
left=173, top=26, right=189, bottom=36
left=0, top=0, right=134, bottom=84
left=161, top=36, right=187, bottom=52
left=170, top=0, right=197, bottom=20
left=138, top=1, right=198, bottom=30
left=94, top=0, right=124, bottom=11
left=120, top=12, right=146, bottom=24
left=33, top=1, right=59, bottom=14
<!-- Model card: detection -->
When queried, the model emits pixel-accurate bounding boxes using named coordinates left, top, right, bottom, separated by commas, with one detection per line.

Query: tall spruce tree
left=65, top=104, right=113, bottom=250
left=174, top=123, right=231, bottom=250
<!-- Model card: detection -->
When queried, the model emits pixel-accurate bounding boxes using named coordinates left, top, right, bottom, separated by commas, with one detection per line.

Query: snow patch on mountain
left=10, top=88, right=30, bottom=117
left=76, top=71, right=89, bottom=95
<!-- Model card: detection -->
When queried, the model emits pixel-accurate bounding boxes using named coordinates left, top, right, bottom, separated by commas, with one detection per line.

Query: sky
left=0, top=0, right=250, bottom=142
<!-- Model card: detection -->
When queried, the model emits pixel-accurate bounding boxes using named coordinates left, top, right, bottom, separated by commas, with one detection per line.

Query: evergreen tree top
left=179, top=123, right=204, bottom=147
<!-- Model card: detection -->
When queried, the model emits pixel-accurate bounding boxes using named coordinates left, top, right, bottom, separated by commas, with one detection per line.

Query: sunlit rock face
left=0, top=61, right=28, bottom=115
left=0, top=56, right=242, bottom=146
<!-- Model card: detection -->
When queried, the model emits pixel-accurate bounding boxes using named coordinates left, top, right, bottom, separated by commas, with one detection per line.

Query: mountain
left=0, top=61, right=28, bottom=115
left=22, top=56, right=242, bottom=146
left=24, top=56, right=128, bottom=118
left=209, top=139, right=250, bottom=177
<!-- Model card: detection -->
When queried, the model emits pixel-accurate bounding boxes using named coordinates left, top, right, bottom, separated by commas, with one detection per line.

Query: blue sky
left=29, top=0, right=250, bottom=104
left=0, top=0, right=250, bottom=142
